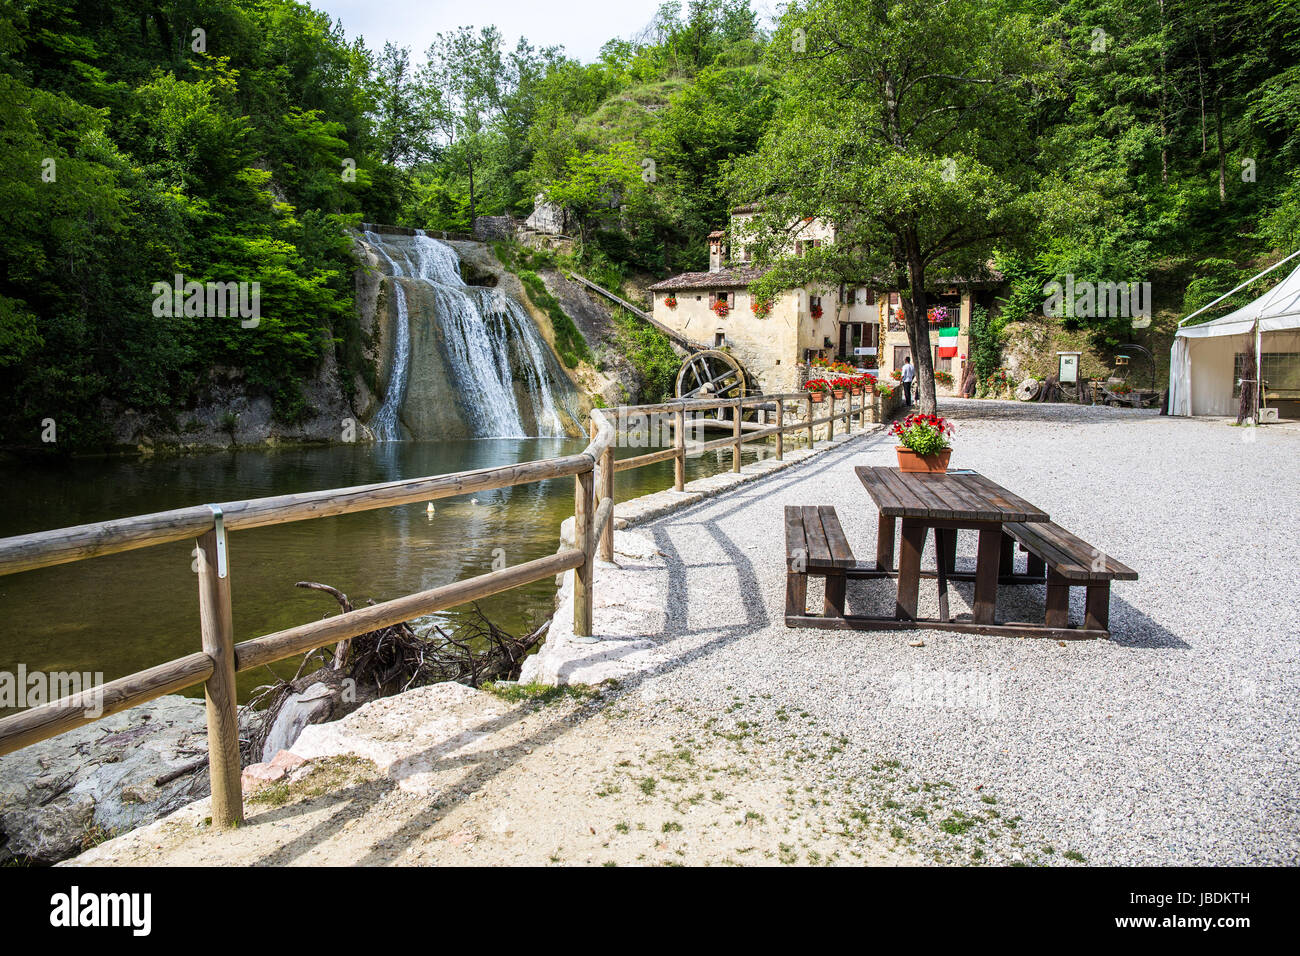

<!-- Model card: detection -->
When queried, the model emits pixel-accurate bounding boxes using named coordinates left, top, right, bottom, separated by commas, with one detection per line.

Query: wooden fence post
left=731, top=399, right=742, bottom=473
left=598, top=422, right=614, bottom=563
left=674, top=406, right=686, bottom=491
left=806, top=394, right=814, bottom=447
left=573, top=464, right=595, bottom=636
left=196, top=520, right=242, bottom=828
left=775, top=398, right=784, bottom=460
left=828, top=393, right=835, bottom=440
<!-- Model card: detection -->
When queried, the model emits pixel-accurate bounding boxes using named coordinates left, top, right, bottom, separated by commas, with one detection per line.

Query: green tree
left=732, top=0, right=1057, bottom=413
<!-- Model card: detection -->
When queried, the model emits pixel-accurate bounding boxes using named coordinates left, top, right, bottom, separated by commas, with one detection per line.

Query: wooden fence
left=0, top=387, right=883, bottom=826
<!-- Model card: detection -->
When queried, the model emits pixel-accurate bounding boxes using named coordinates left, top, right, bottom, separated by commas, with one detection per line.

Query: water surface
left=0, top=438, right=775, bottom=712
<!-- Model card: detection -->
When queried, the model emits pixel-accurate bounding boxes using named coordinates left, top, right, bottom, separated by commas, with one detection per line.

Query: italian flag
left=937, top=325, right=959, bottom=359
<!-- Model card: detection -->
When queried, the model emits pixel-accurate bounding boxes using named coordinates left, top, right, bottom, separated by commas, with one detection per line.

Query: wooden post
left=597, top=423, right=614, bottom=563
left=1085, top=583, right=1111, bottom=633
left=573, top=466, right=595, bottom=636
left=828, top=393, right=835, bottom=440
left=806, top=394, right=814, bottom=447
left=674, top=406, right=686, bottom=491
left=731, top=399, right=742, bottom=473
left=999, top=532, right=1015, bottom=576
left=1045, top=569, right=1070, bottom=629
left=775, top=398, right=784, bottom=460
left=196, top=525, right=242, bottom=828
left=876, top=514, right=896, bottom=571
left=896, top=519, right=926, bottom=620
left=973, top=528, right=1003, bottom=625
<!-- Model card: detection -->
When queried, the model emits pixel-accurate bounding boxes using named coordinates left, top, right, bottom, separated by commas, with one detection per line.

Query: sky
left=311, top=0, right=672, bottom=64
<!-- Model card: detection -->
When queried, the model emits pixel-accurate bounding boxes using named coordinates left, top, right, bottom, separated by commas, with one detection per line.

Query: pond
left=0, top=436, right=776, bottom=713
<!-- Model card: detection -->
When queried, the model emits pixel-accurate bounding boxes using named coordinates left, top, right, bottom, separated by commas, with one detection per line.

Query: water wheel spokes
left=676, top=350, right=747, bottom=420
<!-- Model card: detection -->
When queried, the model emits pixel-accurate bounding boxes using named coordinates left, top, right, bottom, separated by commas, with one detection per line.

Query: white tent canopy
left=1169, top=258, right=1300, bottom=416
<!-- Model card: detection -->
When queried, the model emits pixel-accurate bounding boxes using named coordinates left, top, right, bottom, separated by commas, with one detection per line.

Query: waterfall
left=360, top=227, right=579, bottom=440
left=370, top=281, right=410, bottom=442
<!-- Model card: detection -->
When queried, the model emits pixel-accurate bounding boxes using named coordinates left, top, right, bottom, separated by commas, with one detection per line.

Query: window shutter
left=709, top=291, right=716, bottom=306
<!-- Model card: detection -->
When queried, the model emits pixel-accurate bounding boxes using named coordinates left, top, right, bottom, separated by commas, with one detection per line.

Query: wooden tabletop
left=855, top=467, right=1050, bottom=523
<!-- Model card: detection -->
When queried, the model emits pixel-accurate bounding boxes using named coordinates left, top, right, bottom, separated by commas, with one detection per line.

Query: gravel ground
left=612, top=399, right=1300, bottom=865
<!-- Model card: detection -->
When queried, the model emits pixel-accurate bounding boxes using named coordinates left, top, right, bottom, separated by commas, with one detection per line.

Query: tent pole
left=1256, top=321, right=1264, bottom=420
left=1177, top=248, right=1300, bottom=328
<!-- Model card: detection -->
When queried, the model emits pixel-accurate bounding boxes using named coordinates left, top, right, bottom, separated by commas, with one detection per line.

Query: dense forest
left=1, top=0, right=1297, bottom=446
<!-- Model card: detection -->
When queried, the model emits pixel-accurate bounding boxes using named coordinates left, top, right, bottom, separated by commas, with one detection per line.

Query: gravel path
left=613, top=399, right=1300, bottom=865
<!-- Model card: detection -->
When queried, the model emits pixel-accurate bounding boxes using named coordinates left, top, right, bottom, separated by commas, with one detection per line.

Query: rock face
left=0, top=696, right=210, bottom=864
left=537, top=268, right=669, bottom=407
left=525, top=194, right=570, bottom=235
left=290, top=682, right=512, bottom=794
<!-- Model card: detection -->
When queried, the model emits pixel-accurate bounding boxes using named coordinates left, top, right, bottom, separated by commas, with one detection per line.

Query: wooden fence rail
left=0, top=386, right=886, bottom=826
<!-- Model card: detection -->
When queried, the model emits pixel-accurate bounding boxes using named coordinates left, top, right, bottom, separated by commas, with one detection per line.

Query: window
left=1263, top=352, right=1300, bottom=391
left=715, top=332, right=725, bottom=347
left=1240, top=351, right=1300, bottom=395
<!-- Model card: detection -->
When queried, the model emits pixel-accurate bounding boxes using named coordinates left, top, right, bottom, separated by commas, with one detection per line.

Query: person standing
left=901, top=355, right=915, bottom=405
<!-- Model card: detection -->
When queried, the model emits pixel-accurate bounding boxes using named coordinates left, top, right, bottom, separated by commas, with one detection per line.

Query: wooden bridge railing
left=0, top=387, right=880, bottom=827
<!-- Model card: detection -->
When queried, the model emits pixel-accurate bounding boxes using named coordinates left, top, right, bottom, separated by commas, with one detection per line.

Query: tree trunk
left=901, top=228, right=937, bottom=414
left=1158, top=0, right=1169, bottom=184
left=1210, top=23, right=1227, bottom=204
left=467, top=154, right=477, bottom=225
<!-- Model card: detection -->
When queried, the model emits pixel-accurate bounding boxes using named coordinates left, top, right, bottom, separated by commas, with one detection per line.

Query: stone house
left=648, top=207, right=999, bottom=394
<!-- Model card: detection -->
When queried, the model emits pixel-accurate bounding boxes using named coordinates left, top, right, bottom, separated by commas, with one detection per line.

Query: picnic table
left=855, top=467, right=1048, bottom=628
left=783, top=466, right=1135, bottom=639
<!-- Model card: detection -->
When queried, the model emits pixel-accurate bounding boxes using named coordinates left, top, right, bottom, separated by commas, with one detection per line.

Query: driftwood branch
left=237, top=582, right=550, bottom=764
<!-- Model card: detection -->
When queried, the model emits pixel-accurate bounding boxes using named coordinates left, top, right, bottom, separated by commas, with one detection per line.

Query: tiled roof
left=648, top=265, right=770, bottom=291
left=647, top=264, right=1003, bottom=293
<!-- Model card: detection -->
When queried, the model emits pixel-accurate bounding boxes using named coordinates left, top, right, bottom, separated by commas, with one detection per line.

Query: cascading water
left=360, top=226, right=580, bottom=441
left=370, top=280, right=410, bottom=442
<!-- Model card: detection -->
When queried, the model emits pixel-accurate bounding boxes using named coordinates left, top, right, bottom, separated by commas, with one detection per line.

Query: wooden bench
left=1002, top=521, right=1137, bottom=633
left=785, top=506, right=856, bottom=624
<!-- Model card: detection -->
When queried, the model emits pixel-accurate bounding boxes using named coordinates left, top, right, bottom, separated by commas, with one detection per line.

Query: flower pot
left=810, top=391, right=827, bottom=403
left=896, top=447, right=952, bottom=473
left=832, top=389, right=846, bottom=400
left=850, top=387, right=863, bottom=396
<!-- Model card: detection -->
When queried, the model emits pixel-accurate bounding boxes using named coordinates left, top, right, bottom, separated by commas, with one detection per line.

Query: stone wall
left=472, top=216, right=515, bottom=242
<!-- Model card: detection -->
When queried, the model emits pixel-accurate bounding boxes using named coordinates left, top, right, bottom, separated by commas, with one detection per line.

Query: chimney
left=707, top=230, right=726, bottom=272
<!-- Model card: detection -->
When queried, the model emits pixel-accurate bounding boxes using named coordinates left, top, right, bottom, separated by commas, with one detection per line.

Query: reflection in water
left=0, top=437, right=776, bottom=710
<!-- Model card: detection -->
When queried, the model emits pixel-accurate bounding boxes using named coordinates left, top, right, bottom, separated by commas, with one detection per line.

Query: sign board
left=1058, top=352, right=1081, bottom=384
left=853, top=347, right=878, bottom=356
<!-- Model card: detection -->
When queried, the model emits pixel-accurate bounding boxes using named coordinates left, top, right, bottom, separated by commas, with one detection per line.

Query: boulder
left=0, top=695, right=209, bottom=864
left=0, top=793, right=95, bottom=863
left=259, top=682, right=339, bottom=762
left=525, top=194, right=570, bottom=235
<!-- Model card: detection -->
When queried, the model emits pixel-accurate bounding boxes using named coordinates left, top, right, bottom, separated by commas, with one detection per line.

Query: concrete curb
left=533, top=425, right=885, bottom=685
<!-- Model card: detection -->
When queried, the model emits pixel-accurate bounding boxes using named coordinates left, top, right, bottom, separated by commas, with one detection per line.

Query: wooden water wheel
left=675, top=349, right=749, bottom=420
